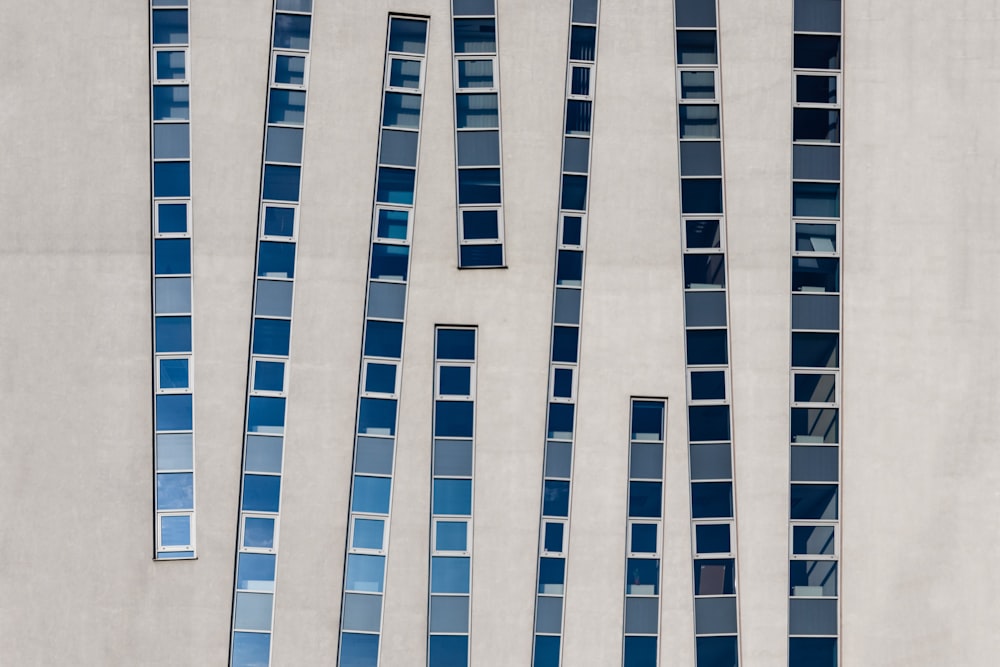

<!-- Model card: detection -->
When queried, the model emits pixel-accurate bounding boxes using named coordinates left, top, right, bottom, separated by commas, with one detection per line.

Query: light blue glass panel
left=343, top=593, right=382, bottom=632
left=535, top=596, right=563, bottom=634
left=152, top=9, right=188, bottom=45
left=237, top=553, right=276, bottom=592
left=455, top=94, right=498, bottom=128
left=345, top=554, right=386, bottom=593
left=154, top=277, right=191, bottom=314
left=265, top=126, right=304, bottom=164
left=433, top=479, right=472, bottom=516
left=243, top=517, right=275, bottom=549
left=156, top=472, right=193, bottom=510
left=430, top=595, right=469, bottom=633
left=430, top=556, right=470, bottom=593
left=155, top=394, right=193, bottom=431
left=231, top=632, right=271, bottom=667
left=352, top=519, right=385, bottom=550
left=234, top=592, right=273, bottom=632
left=366, top=281, right=406, bottom=320
left=352, top=475, right=392, bottom=514
left=153, top=123, right=190, bottom=159
left=457, top=59, right=493, bottom=88
left=160, top=514, right=190, bottom=546
left=339, top=633, right=379, bottom=667
left=273, top=14, right=311, bottom=50
left=435, top=521, right=468, bottom=551
left=245, top=435, right=283, bottom=474
left=156, top=433, right=193, bottom=470
left=255, top=280, right=293, bottom=318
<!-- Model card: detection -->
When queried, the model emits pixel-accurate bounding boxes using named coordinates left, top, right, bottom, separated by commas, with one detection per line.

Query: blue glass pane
left=790, top=484, right=838, bottom=520
left=679, top=105, right=720, bottom=138
left=160, top=514, right=190, bottom=546
left=454, top=18, right=496, bottom=53
left=276, top=0, right=312, bottom=10
left=565, top=100, right=591, bottom=134
left=789, top=560, right=838, bottom=596
left=538, top=557, right=565, bottom=593
left=383, top=93, right=421, bottom=129
left=352, top=519, right=385, bottom=550
left=543, top=522, right=564, bottom=552
left=156, top=472, right=193, bottom=510
left=237, top=553, right=276, bottom=591
left=794, top=34, right=841, bottom=69
left=262, top=165, right=301, bottom=202
left=365, top=363, right=397, bottom=394
left=155, top=393, right=192, bottom=431
left=694, top=559, right=735, bottom=595
left=458, top=169, right=501, bottom=204
left=153, top=122, right=190, bottom=160
left=156, top=202, right=188, bottom=233
left=431, top=556, right=470, bottom=593
left=439, top=366, right=471, bottom=395
left=153, top=85, right=189, bottom=120
left=631, top=401, right=664, bottom=440
left=268, top=89, right=306, bottom=125
left=561, top=175, right=587, bottom=211
left=691, top=371, right=726, bottom=400
left=380, top=128, right=418, bottom=167
left=696, top=524, right=731, bottom=553
left=677, top=30, right=718, bottom=65
left=547, top=402, right=574, bottom=438
left=158, top=358, right=189, bottom=389
left=692, top=482, right=733, bottom=519
left=569, top=25, right=596, bottom=60
left=429, top=635, right=468, bottom=667
left=624, top=637, right=657, bottom=667
left=626, top=558, right=659, bottom=594
left=359, top=398, right=397, bottom=436
left=461, top=210, right=499, bottom=240
left=154, top=239, right=191, bottom=275
left=248, top=396, right=286, bottom=434
left=273, top=14, right=311, bottom=49
left=254, top=361, right=286, bottom=392
left=793, top=182, right=840, bottom=218
left=794, top=108, right=840, bottom=142
left=433, top=479, right=472, bottom=516
left=274, top=55, right=306, bottom=86
left=155, top=316, right=191, bottom=353
left=696, top=636, right=738, bottom=667
left=572, top=0, right=598, bottom=23
left=453, top=0, right=495, bottom=15
left=553, top=368, right=573, bottom=398
left=682, top=179, right=723, bottom=214
left=543, top=480, right=570, bottom=517
left=377, top=209, right=408, bottom=240
left=457, top=130, right=499, bottom=166
left=157, top=550, right=194, bottom=560
left=459, top=244, right=503, bottom=267
left=231, top=631, right=271, bottom=667
left=533, top=635, right=560, bottom=667
left=551, top=327, right=579, bottom=363
left=456, top=94, right=498, bottom=128
left=154, top=277, right=191, bottom=314
left=153, top=162, right=190, bottom=197
left=376, top=167, right=416, bottom=205
left=242, top=474, right=281, bottom=512
left=352, top=475, right=391, bottom=514
left=436, top=521, right=468, bottom=551
left=345, top=554, right=385, bottom=593
left=689, top=405, right=731, bottom=442
left=389, top=18, right=428, bottom=54
left=364, top=320, right=404, bottom=358
left=631, top=523, right=657, bottom=553
left=339, top=633, right=379, bottom=667
left=265, top=126, right=304, bottom=164
left=152, top=10, right=188, bottom=45
left=789, top=638, right=837, bottom=667
left=258, top=241, right=296, bottom=279
left=252, top=318, right=291, bottom=356
left=263, top=206, right=295, bottom=237
left=628, top=481, right=662, bottom=518
left=435, top=401, right=474, bottom=437
left=556, top=250, right=583, bottom=285
left=686, top=219, right=721, bottom=248
left=156, top=433, right=193, bottom=470
left=244, top=517, right=275, bottom=549
left=245, top=435, right=283, bottom=473
left=457, top=59, right=494, bottom=88
left=687, top=329, right=727, bottom=365
left=370, top=244, right=409, bottom=281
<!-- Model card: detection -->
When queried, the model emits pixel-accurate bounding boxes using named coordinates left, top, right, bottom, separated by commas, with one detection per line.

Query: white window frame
left=157, top=510, right=195, bottom=553
left=626, top=519, right=661, bottom=558
left=458, top=205, right=504, bottom=245
left=454, top=55, right=498, bottom=92
left=791, top=219, right=839, bottom=257
left=686, top=367, right=730, bottom=405
left=271, top=50, right=310, bottom=89
left=548, top=365, right=577, bottom=403
left=557, top=212, right=587, bottom=250
left=676, top=67, right=719, bottom=102
left=789, top=522, right=838, bottom=560
left=790, top=370, right=839, bottom=407
left=349, top=514, right=388, bottom=555
left=432, top=518, right=471, bottom=556
left=240, top=512, right=279, bottom=554
left=155, top=354, right=193, bottom=394
left=691, top=521, right=735, bottom=558
left=361, top=359, right=401, bottom=399
left=385, top=55, right=425, bottom=93
left=566, top=63, right=595, bottom=100
left=250, top=357, right=288, bottom=396
left=681, top=216, right=727, bottom=253
left=435, top=362, right=476, bottom=400
left=153, top=198, right=192, bottom=238
left=259, top=203, right=299, bottom=241
left=540, top=519, right=568, bottom=556
left=372, top=206, right=412, bottom=245
left=152, top=47, right=190, bottom=84
left=793, top=72, right=841, bottom=108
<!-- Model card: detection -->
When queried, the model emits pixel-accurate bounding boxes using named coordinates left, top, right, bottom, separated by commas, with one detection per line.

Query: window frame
left=566, top=62, right=596, bottom=100
left=155, top=354, right=193, bottom=394
left=676, top=67, right=719, bottom=103
left=686, top=367, right=730, bottom=405
left=240, top=512, right=280, bottom=554
left=790, top=370, right=839, bottom=407
left=250, top=357, right=288, bottom=397
left=372, top=206, right=412, bottom=245
left=435, top=362, right=476, bottom=401
left=457, top=205, right=505, bottom=246
left=791, top=219, right=839, bottom=257
left=432, top=518, right=472, bottom=556
left=271, top=50, right=310, bottom=89
left=386, top=54, right=426, bottom=94
left=557, top=212, right=587, bottom=250
left=793, top=71, right=841, bottom=107
left=691, top=521, right=735, bottom=558
left=789, top=522, right=839, bottom=560
left=548, top=365, right=577, bottom=403
left=361, top=359, right=402, bottom=399
left=454, top=55, right=498, bottom=92
left=626, top=520, right=661, bottom=558
left=156, top=510, right=196, bottom=553
left=540, top=519, right=569, bottom=557
left=681, top=216, right=727, bottom=253
left=152, top=47, right=190, bottom=84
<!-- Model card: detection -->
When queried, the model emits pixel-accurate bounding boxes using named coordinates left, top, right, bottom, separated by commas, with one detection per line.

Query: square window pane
left=570, top=25, right=596, bottom=60
left=244, top=517, right=275, bottom=549
left=679, top=105, right=720, bottom=138
left=156, top=433, right=193, bottom=470
left=155, top=50, right=186, bottom=80
left=630, top=523, right=657, bottom=553
left=345, top=553, right=385, bottom=592
left=154, top=277, right=191, bottom=314
left=791, top=445, right=839, bottom=482
left=352, top=519, right=386, bottom=551
left=461, top=210, right=499, bottom=240
left=792, top=525, right=835, bottom=555
left=389, top=58, right=421, bottom=89
left=342, top=593, right=382, bottom=632
left=691, top=482, right=733, bottom=519
left=794, top=34, right=841, bottom=69
left=263, top=206, right=296, bottom=237
left=340, top=633, right=379, bottom=667
left=625, top=596, right=659, bottom=634
left=680, top=141, right=722, bottom=177
left=459, top=244, right=503, bottom=267
left=794, top=0, right=842, bottom=33
left=457, top=130, right=500, bottom=167
left=160, top=514, right=191, bottom=546
left=275, top=54, right=306, bottom=85
left=379, top=129, right=419, bottom=168
left=543, top=522, right=564, bottom=552
left=232, top=632, right=270, bottom=667
left=790, top=484, right=838, bottom=520
left=255, top=279, right=293, bottom=318
left=681, top=70, right=715, bottom=99
left=365, top=362, right=397, bottom=394
left=248, top=396, right=285, bottom=434
left=433, top=478, right=472, bottom=516
left=156, top=202, right=188, bottom=234
left=273, top=14, right=311, bottom=50
left=624, top=636, right=657, bottom=667
left=454, top=18, right=496, bottom=53
left=253, top=360, right=286, bottom=393
left=383, top=93, right=421, bottom=129
left=695, top=524, right=731, bottom=554
left=688, top=404, right=731, bottom=442
left=535, top=596, right=562, bottom=634
left=629, top=443, right=663, bottom=480
left=431, top=556, right=470, bottom=593
left=439, top=366, right=472, bottom=396
left=352, top=475, right=391, bottom=514
left=376, top=209, right=409, bottom=240
left=263, top=165, right=301, bottom=202
left=788, top=598, right=838, bottom=635
left=154, top=238, right=191, bottom=275
left=626, top=557, right=659, bottom=595
left=376, top=167, right=416, bottom=205
left=457, top=59, right=494, bottom=88
left=364, top=320, right=403, bottom=358
left=158, top=357, right=189, bottom=390
left=689, top=443, right=732, bottom=480
left=434, top=439, right=473, bottom=476
left=545, top=441, right=572, bottom=478
left=553, top=368, right=573, bottom=398
left=358, top=398, right=397, bottom=436
left=370, top=244, right=409, bottom=281
left=538, top=557, right=565, bottom=594
left=155, top=393, right=193, bottom=431
left=685, top=219, right=721, bottom=249
left=789, top=638, right=838, bottom=667
left=543, top=480, right=570, bottom=517
left=693, top=559, right=735, bottom=595
left=153, top=85, right=189, bottom=120
left=436, top=521, right=468, bottom=551
left=563, top=137, right=589, bottom=173
left=152, top=9, right=188, bottom=45
left=430, top=595, right=470, bottom=633
left=245, top=434, right=283, bottom=474
left=686, top=329, right=727, bottom=365
left=252, top=318, right=291, bottom=356
left=429, top=635, right=468, bottom=667
left=389, top=17, right=427, bottom=54
left=153, top=123, right=190, bottom=159
left=155, top=316, right=192, bottom=353
left=265, top=126, right=304, bottom=164
left=675, top=0, right=716, bottom=28
left=242, top=474, right=281, bottom=512
left=677, top=30, right=717, bottom=65
left=690, top=370, right=726, bottom=400
left=154, top=161, right=190, bottom=197
left=561, top=174, right=587, bottom=211
left=629, top=481, right=662, bottom=518
left=367, top=281, right=406, bottom=320
left=355, top=436, right=395, bottom=475
left=697, top=636, right=738, bottom=667
left=792, top=332, right=839, bottom=368
left=234, top=592, right=273, bottom=632
left=791, top=407, right=839, bottom=443
left=269, top=89, right=306, bottom=125
left=157, top=472, right=193, bottom=509
left=695, top=596, right=738, bottom=635
left=565, top=99, right=592, bottom=134
left=237, top=552, right=276, bottom=591
left=681, top=179, right=723, bottom=214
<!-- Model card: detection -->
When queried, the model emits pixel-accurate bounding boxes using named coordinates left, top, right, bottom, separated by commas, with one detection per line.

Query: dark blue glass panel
left=242, top=474, right=281, bottom=512
left=677, top=30, right=718, bottom=65
left=364, top=363, right=397, bottom=394
left=561, top=216, right=582, bottom=246
left=789, top=638, right=837, bottom=667
left=631, top=523, right=657, bottom=553
left=152, top=9, right=188, bottom=45
left=433, top=479, right=472, bottom=516
left=691, top=482, right=734, bottom=519
left=686, top=329, right=728, bottom=365
left=155, top=394, right=192, bottom=431
left=370, top=244, right=409, bottom=281
left=553, top=368, right=573, bottom=398
left=682, top=179, right=723, bottom=214
left=792, top=525, right=835, bottom=555
left=455, top=94, right=498, bottom=128
left=569, top=25, right=596, bottom=60
left=237, top=553, right=276, bottom=590
left=273, top=14, right=311, bottom=49
left=274, top=54, right=305, bottom=86
left=439, top=366, right=471, bottom=395
left=431, top=556, right=471, bottom=593
left=790, top=484, right=838, bottom=520
left=691, top=371, right=726, bottom=401
left=263, top=206, right=295, bottom=237
left=244, top=517, right=275, bottom=549
left=689, top=405, right=731, bottom=442
left=459, top=244, right=503, bottom=267
left=248, top=396, right=286, bottom=433
left=686, top=219, right=721, bottom=248
left=153, top=85, right=189, bottom=120
left=377, top=209, right=409, bottom=240
left=624, top=637, right=657, bottom=667
left=696, top=524, right=731, bottom=553
left=435, top=401, right=474, bottom=437
left=156, top=202, right=188, bottom=233
left=231, top=631, right=271, bottom=667
left=159, top=358, right=189, bottom=389
left=628, top=481, right=662, bottom=518
left=252, top=318, right=291, bottom=356
left=352, top=475, right=391, bottom=514
left=543, top=523, right=564, bottom=552
left=794, top=108, right=840, bottom=142
left=561, top=175, right=587, bottom=211
left=254, top=361, right=285, bottom=392
left=572, top=0, right=598, bottom=23
left=437, top=329, right=476, bottom=360
left=547, top=402, right=574, bottom=438
left=454, top=18, right=496, bottom=53
left=694, top=559, right=735, bottom=595
left=389, top=17, right=428, bottom=54
left=458, top=169, right=501, bottom=205
left=794, top=34, right=841, bottom=69
left=276, top=0, right=312, bottom=11
left=429, top=635, right=468, bottom=667
left=154, top=239, right=191, bottom=275
left=339, top=633, right=379, bottom=667
left=551, top=327, right=579, bottom=363
left=376, top=167, right=416, bottom=205
left=631, top=401, right=664, bottom=440
left=155, top=316, right=191, bottom=353
left=156, top=472, right=193, bottom=509
left=533, top=636, right=560, bottom=667
left=542, top=480, right=570, bottom=517
left=359, top=398, right=398, bottom=436
left=453, top=0, right=495, bottom=15
left=789, top=560, right=838, bottom=596
left=153, top=162, right=190, bottom=197
left=565, top=100, right=592, bottom=134
left=791, top=408, right=839, bottom=443
left=258, top=241, right=296, bottom=279
left=364, top=320, right=404, bottom=358
left=793, top=182, right=840, bottom=218
left=679, top=105, right=720, bottom=138
left=625, top=558, right=659, bottom=594
left=537, top=557, right=565, bottom=593
left=268, top=89, right=306, bottom=125
left=262, top=165, right=301, bottom=202
left=383, top=93, right=421, bottom=129
left=684, top=253, right=725, bottom=288
left=556, top=250, right=583, bottom=285
left=791, top=332, right=839, bottom=368
left=696, top=636, right=738, bottom=667
left=570, top=66, right=591, bottom=96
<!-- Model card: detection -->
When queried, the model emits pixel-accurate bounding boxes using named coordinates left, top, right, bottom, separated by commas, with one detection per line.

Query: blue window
left=691, top=482, right=733, bottom=519
left=543, top=522, right=564, bottom=552
left=684, top=253, right=725, bottom=288
left=789, top=638, right=837, bottom=667
left=556, top=250, right=583, bottom=286
left=152, top=10, right=188, bottom=45
left=628, top=481, right=662, bottom=518
left=791, top=407, right=839, bottom=443
left=276, top=0, right=312, bottom=10
left=459, top=244, right=503, bottom=267
left=561, top=216, right=583, bottom=246
left=630, top=523, right=658, bottom=553
left=160, top=515, right=190, bottom=546
left=794, top=34, right=841, bottom=69
left=456, top=94, right=499, bottom=128
left=258, top=241, right=296, bottom=279
left=691, top=371, right=726, bottom=401
left=339, top=633, right=379, bottom=667
left=677, top=30, right=718, bottom=65
left=686, top=329, right=728, bottom=365
left=262, top=165, right=301, bottom=202
left=792, top=525, right=835, bottom=555
left=435, top=401, right=474, bottom=437
left=156, top=202, right=188, bottom=233
left=434, top=440, right=473, bottom=477
left=274, top=54, right=306, bottom=86
left=273, top=14, right=311, bottom=50
left=376, top=167, right=416, bottom=205
left=364, top=320, right=404, bottom=358
left=155, top=393, right=192, bottom=431
left=790, top=560, right=838, bottom=597
left=247, top=396, right=286, bottom=434
left=153, top=85, right=189, bottom=120
left=457, top=59, right=494, bottom=88
left=154, top=277, right=191, bottom=314
left=383, top=93, right=421, bottom=129
left=265, top=126, right=304, bottom=164
left=537, top=557, right=565, bottom=593
left=158, top=358, right=189, bottom=389
left=153, top=123, right=190, bottom=159
left=156, top=472, right=193, bottom=510
left=561, top=175, right=588, bottom=211
left=389, top=60, right=422, bottom=92
left=794, top=108, right=840, bottom=143
left=696, top=524, right=731, bottom=554
left=551, top=326, right=579, bottom=363
left=352, top=519, right=385, bottom=551
left=543, top=480, right=570, bottom=517
left=569, top=26, right=596, bottom=60
left=689, top=444, right=732, bottom=481
left=454, top=18, right=496, bottom=53
left=253, top=361, right=286, bottom=392
left=631, top=402, right=664, bottom=440
left=262, top=206, right=294, bottom=238
left=533, top=636, right=560, bottom=667
left=793, top=182, right=840, bottom=218
left=457, top=130, right=500, bottom=166
left=547, top=402, right=574, bottom=438
left=245, top=435, right=283, bottom=474
left=231, top=632, right=270, bottom=667
left=688, top=405, right=731, bottom=442
left=389, top=17, right=428, bottom=55
left=552, top=289, right=580, bottom=325
left=696, top=637, right=738, bottom=667
left=686, top=219, right=721, bottom=248
left=252, top=318, right=291, bottom=356
left=563, top=138, right=590, bottom=174
left=268, top=89, right=306, bottom=125
left=791, top=332, right=839, bottom=368
left=433, top=479, right=472, bottom=516
left=155, top=316, right=191, bottom=353
left=623, top=637, right=657, bottom=667
left=155, top=50, right=186, bottom=80
left=429, top=636, right=468, bottom=667
left=355, top=437, right=394, bottom=476
left=435, top=521, right=468, bottom=551
left=156, top=433, right=193, bottom=470
left=458, top=168, right=501, bottom=205
left=431, top=556, right=471, bottom=593
left=679, top=105, right=720, bottom=138
left=681, top=179, right=723, bottom=214
left=790, top=484, right=838, bottom=520
left=153, top=162, right=190, bottom=197
left=625, top=558, right=659, bottom=594
left=352, top=475, right=392, bottom=515
left=242, top=474, right=281, bottom=512
left=345, top=554, right=386, bottom=592
left=370, top=244, right=409, bottom=281
left=237, top=553, right=277, bottom=591
left=364, top=363, right=397, bottom=394
left=439, top=366, right=471, bottom=395
left=358, top=398, right=397, bottom=436
left=154, top=239, right=191, bottom=275
left=553, top=368, right=573, bottom=398
left=565, top=100, right=592, bottom=135
left=376, top=209, right=409, bottom=240
left=255, top=278, right=293, bottom=318
left=243, top=517, right=276, bottom=549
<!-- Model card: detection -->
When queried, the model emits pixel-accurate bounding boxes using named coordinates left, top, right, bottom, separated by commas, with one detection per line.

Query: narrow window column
left=788, top=2, right=843, bottom=665
left=229, top=2, right=314, bottom=664
left=531, top=1, right=600, bottom=665
left=672, top=0, right=742, bottom=664
left=428, top=327, right=478, bottom=667
left=336, top=15, right=429, bottom=667
left=150, top=0, right=196, bottom=561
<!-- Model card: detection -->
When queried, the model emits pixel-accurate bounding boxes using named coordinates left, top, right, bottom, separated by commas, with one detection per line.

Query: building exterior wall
left=1, top=1, right=999, bottom=665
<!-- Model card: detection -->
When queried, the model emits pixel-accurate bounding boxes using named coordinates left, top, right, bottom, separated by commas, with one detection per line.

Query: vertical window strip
left=229, top=2, right=314, bottom=665
left=150, top=0, right=196, bottom=561
left=672, top=1, right=742, bottom=664
left=623, top=400, right=666, bottom=667
left=336, top=15, right=429, bottom=667
left=531, top=2, right=599, bottom=665
left=428, top=326, right=478, bottom=667
left=451, top=0, right=506, bottom=268
left=788, top=1, right=842, bottom=665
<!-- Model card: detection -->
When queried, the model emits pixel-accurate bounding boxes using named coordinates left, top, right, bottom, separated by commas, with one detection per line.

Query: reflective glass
left=155, top=316, right=191, bottom=353
left=565, top=100, right=592, bottom=134
left=625, top=596, right=659, bottom=634
left=255, top=280, right=293, bottom=318
left=792, top=525, right=835, bottom=555
left=794, top=34, right=841, bottom=69
left=358, top=398, right=397, bottom=436
left=461, top=210, right=499, bottom=241
left=535, top=596, right=562, bottom=634
left=433, top=479, right=472, bottom=516
left=352, top=475, right=391, bottom=514
left=679, top=105, right=720, bottom=138
left=553, top=368, right=573, bottom=398
left=791, top=445, right=839, bottom=482
left=454, top=18, right=496, bottom=53
left=789, top=638, right=837, bottom=667
left=253, top=243, right=295, bottom=281
left=156, top=433, right=193, bottom=470
left=154, top=238, right=191, bottom=275
left=154, top=277, right=191, bottom=314
left=245, top=434, right=283, bottom=473
left=376, top=167, right=416, bottom=205
left=383, top=93, right=421, bottom=129
left=153, top=122, right=190, bottom=159
left=696, top=524, right=731, bottom=554
left=547, top=402, right=574, bottom=439
left=265, top=126, right=304, bottom=164
left=156, top=472, right=193, bottom=510
left=252, top=318, right=291, bottom=356
left=458, top=168, right=501, bottom=204
left=158, top=358, right=189, bottom=389
left=262, top=165, right=301, bottom=202
left=553, top=288, right=581, bottom=325
left=533, top=636, right=560, bottom=667
left=689, top=443, right=732, bottom=480
left=681, top=141, right=722, bottom=177
left=273, top=14, right=311, bottom=50
left=693, top=559, right=735, bottom=595
left=437, top=329, right=476, bottom=360
left=231, top=632, right=270, bottom=667
left=791, top=407, right=838, bottom=443
left=431, top=556, right=470, bottom=593
left=352, top=519, right=385, bottom=551
left=274, top=55, right=306, bottom=86
left=677, top=30, right=717, bottom=65
left=277, top=0, right=313, bottom=10
left=389, top=58, right=421, bottom=89
left=690, top=370, right=726, bottom=400
left=543, top=522, right=564, bottom=552
left=675, top=0, right=716, bottom=27
left=367, top=281, right=406, bottom=320
left=156, top=202, right=188, bottom=234
left=793, top=257, right=839, bottom=292
left=687, top=329, right=727, bottom=365
left=563, top=137, right=589, bottom=173
left=389, top=17, right=427, bottom=54
left=153, top=85, right=189, bottom=120
left=343, top=593, right=382, bottom=632
left=551, top=326, right=579, bottom=363
left=152, top=9, right=188, bottom=45
left=794, top=144, right=840, bottom=181
left=790, top=484, right=838, bottom=520
left=793, top=182, right=840, bottom=218
left=436, top=521, right=468, bottom=551
left=355, top=437, right=394, bottom=475
left=795, top=0, right=842, bottom=32
left=435, top=401, right=474, bottom=437
left=456, top=94, right=499, bottom=128
left=794, top=108, right=840, bottom=143
left=538, top=557, right=565, bottom=594
left=376, top=209, right=409, bottom=240
left=625, top=557, right=659, bottom=595
left=459, top=244, right=503, bottom=267
left=364, top=320, right=403, bottom=358
left=688, top=404, right=731, bottom=442
left=457, top=59, right=494, bottom=88
left=691, top=482, right=733, bottom=519
left=682, top=179, right=723, bottom=214
left=561, top=175, right=587, bottom=211
left=237, top=553, right=276, bottom=592
left=248, top=396, right=285, bottom=434
left=572, top=0, right=598, bottom=24
left=542, top=480, right=570, bottom=517
left=155, top=393, right=193, bottom=431
left=457, top=130, right=500, bottom=166
left=243, top=517, right=275, bottom=549
left=624, top=637, right=657, bottom=667
left=629, top=443, right=663, bottom=480
left=434, top=440, right=473, bottom=477
left=570, top=65, right=590, bottom=96
left=379, top=129, right=419, bottom=168
left=439, top=366, right=471, bottom=396
left=686, top=219, right=721, bottom=249
left=263, top=206, right=295, bottom=237
left=253, top=360, right=286, bottom=393
left=630, top=523, right=657, bottom=553
left=790, top=560, right=838, bottom=596
left=268, top=89, right=306, bottom=125
left=339, top=633, right=379, bottom=667
left=430, top=595, right=470, bottom=633
left=429, top=635, right=469, bottom=667
left=569, top=25, right=596, bottom=60
left=696, top=636, right=738, bottom=667
left=370, top=244, right=409, bottom=281
left=345, top=553, right=386, bottom=592
left=153, top=162, right=190, bottom=197
left=364, top=362, right=397, bottom=394
left=788, top=598, right=838, bottom=635
left=628, top=481, right=662, bottom=518
left=631, top=402, right=664, bottom=440
left=681, top=70, right=716, bottom=99
left=242, top=474, right=281, bottom=512
left=453, top=0, right=495, bottom=15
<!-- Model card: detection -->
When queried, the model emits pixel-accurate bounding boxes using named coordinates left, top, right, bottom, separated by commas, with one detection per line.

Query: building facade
left=2, top=0, right=1000, bottom=665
